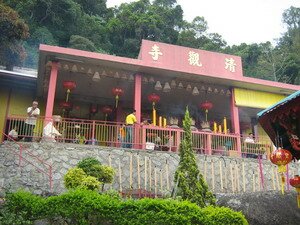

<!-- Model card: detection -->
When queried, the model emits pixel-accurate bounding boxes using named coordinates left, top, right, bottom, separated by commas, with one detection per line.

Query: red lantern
left=289, top=175, right=300, bottom=208
left=200, top=101, right=213, bottom=121
left=63, top=81, right=76, bottom=102
left=148, top=93, right=160, bottom=109
left=101, top=106, right=113, bottom=121
left=90, top=104, right=98, bottom=114
left=59, top=101, right=73, bottom=110
left=270, top=148, right=293, bottom=194
left=102, top=106, right=113, bottom=114
left=112, top=87, right=124, bottom=108
left=200, top=101, right=213, bottom=111
left=270, top=148, right=293, bottom=172
left=63, top=80, right=77, bottom=91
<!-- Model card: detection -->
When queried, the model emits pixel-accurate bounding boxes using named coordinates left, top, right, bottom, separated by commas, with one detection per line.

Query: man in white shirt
left=24, top=101, right=40, bottom=142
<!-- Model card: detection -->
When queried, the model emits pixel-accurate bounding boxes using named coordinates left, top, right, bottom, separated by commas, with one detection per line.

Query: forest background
left=0, top=0, right=299, bottom=84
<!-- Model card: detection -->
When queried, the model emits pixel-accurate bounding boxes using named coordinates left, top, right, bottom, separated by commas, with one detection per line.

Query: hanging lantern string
left=115, top=95, right=119, bottom=108
left=102, top=106, right=113, bottom=121
left=66, top=89, right=71, bottom=102
left=112, top=88, right=124, bottom=108
left=280, top=171, right=285, bottom=195
left=278, top=164, right=288, bottom=195
left=200, top=101, right=213, bottom=122
left=63, top=81, right=76, bottom=103
left=147, top=93, right=160, bottom=127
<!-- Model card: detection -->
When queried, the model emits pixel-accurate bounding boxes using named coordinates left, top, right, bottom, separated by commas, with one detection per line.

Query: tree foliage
left=0, top=3, right=29, bottom=70
left=226, top=6, right=300, bottom=84
left=1, top=1, right=299, bottom=84
left=174, top=107, right=215, bottom=207
left=69, top=35, right=97, bottom=52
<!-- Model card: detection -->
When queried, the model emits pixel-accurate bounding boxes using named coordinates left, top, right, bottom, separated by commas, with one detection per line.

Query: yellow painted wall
left=234, top=88, right=285, bottom=109
left=9, top=89, right=36, bottom=116
left=8, top=89, right=45, bottom=116
left=257, top=124, right=271, bottom=141
left=0, top=87, right=10, bottom=134
left=0, top=88, right=46, bottom=135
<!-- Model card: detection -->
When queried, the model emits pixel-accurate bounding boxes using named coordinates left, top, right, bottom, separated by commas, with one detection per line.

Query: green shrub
left=0, top=207, right=32, bottom=225
left=76, top=157, right=115, bottom=185
left=115, top=198, right=207, bottom=225
left=81, top=163, right=103, bottom=179
left=97, top=165, right=115, bottom=183
left=1, top=190, right=249, bottom=225
left=1, top=190, right=45, bottom=223
left=80, top=176, right=101, bottom=191
left=104, top=189, right=122, bottom=200
left=77, top=157, right=101, bottom=176
left=44, top=189, right=119, bottom=224
left=64, top=167, right=87, bottom=189
left=202, top=206, right=248, bottom=225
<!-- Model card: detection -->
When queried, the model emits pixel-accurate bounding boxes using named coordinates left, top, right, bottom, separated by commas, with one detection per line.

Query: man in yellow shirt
left=125, top=109, right=137, bottom=148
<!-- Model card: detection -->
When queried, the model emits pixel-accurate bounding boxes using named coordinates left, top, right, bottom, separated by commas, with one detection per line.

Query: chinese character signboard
left=148, top=44, right=163, bottom=61
left=188, top=51, right=202, bottom=67
left=139, top=40, right=243, bottom=79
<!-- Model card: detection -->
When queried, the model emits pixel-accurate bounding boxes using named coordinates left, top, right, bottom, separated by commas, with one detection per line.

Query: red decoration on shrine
left=101, top=106, right=113, bottom=121
left=270, top=148, right=293, bottom=194
left=200, top=101, right=213, bottom=121
left=112, top=87, right=124, bottom=108
left=63, top=80, right=76, bottom=102
left=148, top=93, right=160, bottom=109
left=102, top=106, right=113, bottom=114
left=289, top=175, right=300, bottom=208
left=59, top=101, right=73, bottom=110
left=90, top=104, right=98, bottom=114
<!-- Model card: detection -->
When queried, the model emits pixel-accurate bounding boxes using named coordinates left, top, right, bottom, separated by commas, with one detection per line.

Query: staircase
left=0, top=133, right=53, bottom=194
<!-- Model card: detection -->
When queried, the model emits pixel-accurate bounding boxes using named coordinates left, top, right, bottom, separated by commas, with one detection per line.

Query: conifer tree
left=174, top=107, right=215, bottom=207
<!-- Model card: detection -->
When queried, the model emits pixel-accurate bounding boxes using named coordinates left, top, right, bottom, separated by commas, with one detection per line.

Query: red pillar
left=230, top=88, right=240, bottom=134
left=134, top=74, right=142, bottom=123
left=45, top=61, right=58, bottom=121
left=230, top=88, right=242, bottom=154
left=134, top=74, right=142, bottom=149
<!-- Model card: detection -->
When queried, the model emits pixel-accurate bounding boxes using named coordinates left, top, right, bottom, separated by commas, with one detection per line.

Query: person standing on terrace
left=125, top=109, right=137, bottom=148
left=8, top=126, right=19, bottom=141
left=244, top=133, right=255, bottom=143
left=24, top=101, right=40, bottom=142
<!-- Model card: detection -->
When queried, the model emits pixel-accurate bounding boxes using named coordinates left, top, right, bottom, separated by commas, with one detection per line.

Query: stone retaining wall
left=0, top=142, right=299, bottom=195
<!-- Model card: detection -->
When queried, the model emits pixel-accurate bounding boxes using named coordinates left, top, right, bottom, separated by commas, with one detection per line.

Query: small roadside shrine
left=258, top=90, right=300, bottom=206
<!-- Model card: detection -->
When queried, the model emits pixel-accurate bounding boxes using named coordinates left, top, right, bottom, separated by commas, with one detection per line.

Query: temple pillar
left=230, top=88, right=242, bottom=154
left=134, top=73, right=142, bottom=149
left=45, top=61, right=58, bottom=122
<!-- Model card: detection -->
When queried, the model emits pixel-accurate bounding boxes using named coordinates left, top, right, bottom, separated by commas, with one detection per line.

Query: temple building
left=1, top=40, right=299, bottom=156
